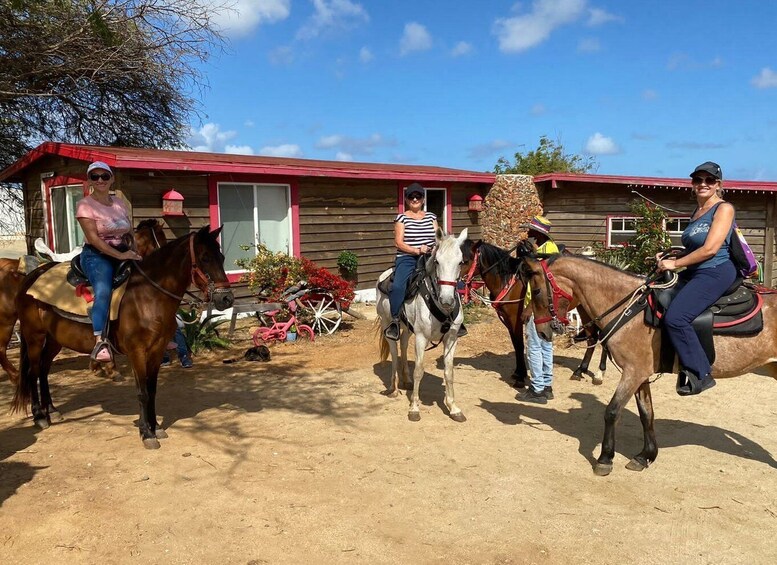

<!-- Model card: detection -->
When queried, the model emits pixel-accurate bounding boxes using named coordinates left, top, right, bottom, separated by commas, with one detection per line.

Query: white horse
left=376, top=228, right=469, bottom=422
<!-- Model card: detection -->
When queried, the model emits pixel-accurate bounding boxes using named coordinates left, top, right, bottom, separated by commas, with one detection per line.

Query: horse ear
left=436, top=227, right=445, bottom=242
left=456, top=228, right=468, bottom=245
left=210, top=225, right=223, bottom=238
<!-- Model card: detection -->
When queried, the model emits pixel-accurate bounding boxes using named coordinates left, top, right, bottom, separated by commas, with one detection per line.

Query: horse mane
left=477, top=241, right=523, bottom=280
left=135, top=218, right=158, bottom=230
left=552, top=253, right=647, bottom=280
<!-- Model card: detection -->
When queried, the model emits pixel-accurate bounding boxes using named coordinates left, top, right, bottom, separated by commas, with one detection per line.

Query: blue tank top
left=681, top=202, right=732, bottom=271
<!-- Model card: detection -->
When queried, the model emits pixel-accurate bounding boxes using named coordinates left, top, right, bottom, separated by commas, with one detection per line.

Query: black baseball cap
left=404, top=182, right=425, bottom=198
left=690, top=161, right=722, bottom=180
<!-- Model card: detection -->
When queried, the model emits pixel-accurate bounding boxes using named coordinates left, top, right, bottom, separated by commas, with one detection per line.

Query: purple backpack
left=729, top=223, right=758, bottom=278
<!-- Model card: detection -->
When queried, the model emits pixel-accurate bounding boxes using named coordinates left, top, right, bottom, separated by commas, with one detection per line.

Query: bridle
left=134, top=233, right=231, bottom=306
left=462, top=245, right=524, bottom=307
left=532, top=258, right=574, bottom=334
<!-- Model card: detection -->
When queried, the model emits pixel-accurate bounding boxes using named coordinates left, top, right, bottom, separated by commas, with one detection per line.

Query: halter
left=532, top=259, right=574, bottom=332
left=463, top=246, right=524, bottom=307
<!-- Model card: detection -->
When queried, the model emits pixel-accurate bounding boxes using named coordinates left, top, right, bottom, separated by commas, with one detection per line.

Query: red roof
left=534, top=172, right=777, bottom=193
left=0, top=142, right=497, bottom=184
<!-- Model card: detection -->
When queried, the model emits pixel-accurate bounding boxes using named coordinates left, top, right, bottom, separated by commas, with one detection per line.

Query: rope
left=468, top=287, right=524, bottom=306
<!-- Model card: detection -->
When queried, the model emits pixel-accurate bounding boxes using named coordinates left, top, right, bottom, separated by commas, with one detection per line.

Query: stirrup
left=384, top=320, right=400, bottom=341
left=676, top=370, right=716, bottom=396
left=90, top=339, right=113, bottom=362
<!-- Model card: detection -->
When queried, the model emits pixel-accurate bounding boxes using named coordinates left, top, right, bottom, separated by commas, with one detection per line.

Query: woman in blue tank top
left=655, top=161, right=736, bottom=395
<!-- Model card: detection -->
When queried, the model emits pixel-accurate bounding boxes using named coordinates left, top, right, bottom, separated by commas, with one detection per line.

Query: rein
left=463, top=247, right=526, bottom=307
left=533, top=259, right=574, bottom=333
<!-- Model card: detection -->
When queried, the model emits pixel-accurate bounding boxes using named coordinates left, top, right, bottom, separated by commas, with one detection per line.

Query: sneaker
left=160, top=356, right=171, bottom=367
left=95, top=346, right=112, bottom=362
left=384, top=319, right=400, bottom=341
left=543, top=386, right=554, bottom=400
left=456, top=323, right=468, bottom=338
left=676, top=370, right=716, bottom=396
left=180, top=355, right=193, bottom=369
left=518, top=388, right=548, bottom=404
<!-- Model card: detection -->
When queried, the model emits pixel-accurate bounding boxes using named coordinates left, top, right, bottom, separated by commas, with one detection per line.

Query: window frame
left=605, top=214, right=691, bottom=248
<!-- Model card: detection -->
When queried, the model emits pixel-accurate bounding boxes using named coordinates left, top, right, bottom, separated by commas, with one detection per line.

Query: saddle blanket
left=27, top=262, right=127, bottom=320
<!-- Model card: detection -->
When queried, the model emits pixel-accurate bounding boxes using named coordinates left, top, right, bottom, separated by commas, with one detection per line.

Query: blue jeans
left=163, top=329, right=188, bottom=363
left=80, top=244, right=116, bottom=337
left=389, top=254, right=418, bottom=318
left=526, top=315, right=553, bottom=393
left=664, top=260, right=737, bottom=378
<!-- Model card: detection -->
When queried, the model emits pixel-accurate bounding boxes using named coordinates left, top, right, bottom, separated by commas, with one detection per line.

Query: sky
left=186, top=0, right=777, bottom=181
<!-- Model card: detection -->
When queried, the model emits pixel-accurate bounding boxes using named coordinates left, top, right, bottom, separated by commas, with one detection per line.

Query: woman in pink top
left=75, top=161, right=142, bottom=361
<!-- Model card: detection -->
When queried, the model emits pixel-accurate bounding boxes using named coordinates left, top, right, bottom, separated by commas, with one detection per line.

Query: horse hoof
left=143, top=437, right=161, bottom=449
left=384, top=389, right=399, bottom=398
left=593, top=462, right=613, bottom=476
left=570, top=373, right=583, bottom=381
left=450, top=412, right=467, bottom=423
left=626, top=458, right=648, bottom=472
left=48, top=410, right=64, bottom=423
left=112, top=373, right=125, bottom=382
left=34, top=418, right=49, bottom=430
left=408, top=412, right=421, bottom=422
left=512, top=379, right=527, bottom=390
left=592, top=376, right=604, bottom=386
left=155, top=428, right=169, bottom=439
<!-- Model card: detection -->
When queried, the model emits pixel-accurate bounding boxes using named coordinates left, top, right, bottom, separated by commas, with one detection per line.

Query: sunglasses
left=691, top=175, right=718, bottom=186
left=407, top=193, right=424, bottom=200
left=89, top=173, right=112, bottom=181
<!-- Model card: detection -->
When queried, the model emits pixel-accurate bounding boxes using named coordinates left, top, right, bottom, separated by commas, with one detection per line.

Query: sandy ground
left=1, top=304, right=776, bottom=564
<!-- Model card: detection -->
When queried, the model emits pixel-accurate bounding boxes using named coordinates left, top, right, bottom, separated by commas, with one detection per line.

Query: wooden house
left=0, top=143, right=494, bottom=296
left=534, top=173, right=777, bottom=286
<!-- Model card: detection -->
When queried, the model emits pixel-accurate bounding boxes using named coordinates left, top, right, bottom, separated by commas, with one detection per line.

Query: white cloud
left=188, top=123, right=241, bottom=153
left=316, top=133, right=395, bottom=155
left=259, top=144, right=303, bottom=157
left=400, top=22, right=432, bottom=55
left=642, top=89, right=658, bottom=100
left=531, top=103, right=547, bottom=116
left=585, top=132, right=620, bottom=155
left=577, top=37, right=600, bottom=52
left=468, top=140, right=512, bottom=160
left=226, top=145, right=255, bottom=155
left=493, top=0, right=586, bottom=53
left=359, top=46, right=374, bottom=63
left=587, top=7, right=622, bottom=26
left=297, top=0, right=369, bottom=40
left=244, top=120, right=255, bottom=128
left=451, top=41, right=472, bottom=57
left=268, top=46, right=295, bottom=65
left=208, top=0, right=291, bottom=37
left=335, top=151, right=353, bottom=161
left=752, top=67, right=777, bottom=89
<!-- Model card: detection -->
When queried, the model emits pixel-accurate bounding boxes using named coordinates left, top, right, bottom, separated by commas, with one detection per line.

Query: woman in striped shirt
left=384, top=183, right=438, bottom=340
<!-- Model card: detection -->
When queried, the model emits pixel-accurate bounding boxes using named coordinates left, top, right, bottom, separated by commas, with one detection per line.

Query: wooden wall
left=541, top=181, right=777, bottom=286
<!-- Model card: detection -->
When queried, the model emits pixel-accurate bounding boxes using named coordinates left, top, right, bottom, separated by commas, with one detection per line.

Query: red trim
left=534, top=172, right=777, bottom=193
left=713, top=294, right=763, bottom=328
left=397, top=182, right=405, bottom=213
left=446, top=187, right=453, bottom=231
left=43, top=175, right=87, bottom=250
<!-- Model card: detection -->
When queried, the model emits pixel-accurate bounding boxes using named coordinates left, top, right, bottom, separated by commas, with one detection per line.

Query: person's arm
left=658, top=203, right=734, bottom=271
left=393, top=220, right=428, bottom=255
left=77, top=217, right=142, bottom=261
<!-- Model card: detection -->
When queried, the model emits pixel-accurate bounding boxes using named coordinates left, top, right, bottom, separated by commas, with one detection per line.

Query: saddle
left=644, top=276, right=763, bottom=369
left=377, top=255, right=428, bottom=301
left=67, top=252, right=133, bottom=289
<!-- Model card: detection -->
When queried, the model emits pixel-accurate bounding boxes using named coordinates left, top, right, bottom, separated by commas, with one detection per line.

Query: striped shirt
left=395, top=212, right=437, bottom=257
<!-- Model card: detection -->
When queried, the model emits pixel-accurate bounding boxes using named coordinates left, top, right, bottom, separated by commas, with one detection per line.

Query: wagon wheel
left=298, top=293, right=342, bottom=335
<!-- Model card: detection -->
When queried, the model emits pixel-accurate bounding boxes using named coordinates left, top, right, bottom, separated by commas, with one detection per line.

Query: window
left=50, top=184, right=84, bottom=253
left=218, top=183, right=291, bottom=273
left=423, top=187, right=447, bottom=231
left=606, top=216, right=691, bottom=248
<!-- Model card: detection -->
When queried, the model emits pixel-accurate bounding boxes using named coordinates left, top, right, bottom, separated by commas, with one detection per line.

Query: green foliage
left=236, top=243, right=306, bottom=298
left=494, top=135, right=598, bottom=175
left=336, top=250, right=359, bottom=274
left=179, top=309, right=231, bottom=354
left=592, top=200, right=672, bottom=275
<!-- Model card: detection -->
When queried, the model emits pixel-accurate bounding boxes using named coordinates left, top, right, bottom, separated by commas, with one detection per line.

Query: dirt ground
left=1, top=304, right=776, bottom=564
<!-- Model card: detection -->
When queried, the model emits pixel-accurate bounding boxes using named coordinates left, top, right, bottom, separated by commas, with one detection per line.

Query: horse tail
left=11, top=334, right=32, bottom=414
left=374, top=318, right=390, bottom=361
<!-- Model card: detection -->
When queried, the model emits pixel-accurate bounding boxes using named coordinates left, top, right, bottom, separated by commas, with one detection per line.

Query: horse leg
left=387, top=338, right=401, bottom=397
left=442, top=333, right=465, bottom=422
left=22, top=334, right=48, bottom=429
left=592, top=346, right=607, bottom=385
left=507, top=326, right=528, bottom=388
left=572, top=342, right=595, bottom=381
left=129, top=353, right=161, bottom=449
left=408, top=334, right=427, bottom=422
left=594, top=369, right=646, bottom=476
left=0, top=319, right=19, bottom=383
left=626, top=381, right=658, bottom=471
left=38, top=339, right=63, bottom=423
left=399, top=328, right=412, bottom=390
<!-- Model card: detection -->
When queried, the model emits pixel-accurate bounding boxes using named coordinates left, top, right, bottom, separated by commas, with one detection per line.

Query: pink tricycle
left=252, top=287, right=315, bottom=345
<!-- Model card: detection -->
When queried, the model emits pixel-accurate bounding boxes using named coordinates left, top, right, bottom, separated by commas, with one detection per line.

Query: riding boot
left=384, top=318, right=400, bottom=341
left=456, top=323, right=468, bottom=337
left=676, top=369, right=716, bottom=396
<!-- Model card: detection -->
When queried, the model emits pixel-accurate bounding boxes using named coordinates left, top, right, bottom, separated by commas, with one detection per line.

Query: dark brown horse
left=12, top=225, right=233, bottom=448
left=0, top=219, right=167, bottom=384
left=463, top=240, right=603, bottom=388
left=519, top=253, right=777, bottom=475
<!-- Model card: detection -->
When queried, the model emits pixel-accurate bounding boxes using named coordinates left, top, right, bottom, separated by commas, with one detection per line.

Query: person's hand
left=120, top=250, right=142, bottom=261
left=418, top=244, right=429, bottom=255
left=657, top=258, right=677, bottom=273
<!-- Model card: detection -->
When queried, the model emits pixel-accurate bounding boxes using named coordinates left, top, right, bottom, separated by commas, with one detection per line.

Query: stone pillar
left=481, top=174, right=543, bottom=249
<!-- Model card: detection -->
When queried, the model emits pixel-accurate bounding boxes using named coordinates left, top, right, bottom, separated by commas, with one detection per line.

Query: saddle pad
left=27, top=262, right=127, bottom=320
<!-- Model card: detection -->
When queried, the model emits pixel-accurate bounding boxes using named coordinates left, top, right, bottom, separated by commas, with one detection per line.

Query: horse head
left=429, top=227, right=468, bottom=313
left=520, top=255, right=574, bottom=341
left=190, top=225, right=234, bottom=311
left=134, top=219, right=167, bottom=257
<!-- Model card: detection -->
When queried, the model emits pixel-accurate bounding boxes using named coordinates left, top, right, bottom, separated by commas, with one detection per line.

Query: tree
left=493, top=135, right=598, bottom=175
left=0, top=0, right=229, bottom=234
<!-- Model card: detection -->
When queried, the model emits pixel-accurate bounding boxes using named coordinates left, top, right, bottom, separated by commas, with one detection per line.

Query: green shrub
left=179, top=309, right=231, bottom=354
left=336, top=250, right=359, bottom=274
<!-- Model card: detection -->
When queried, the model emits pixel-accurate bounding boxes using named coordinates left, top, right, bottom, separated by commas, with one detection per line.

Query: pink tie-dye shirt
left=75, top=195, right=132, bottom=246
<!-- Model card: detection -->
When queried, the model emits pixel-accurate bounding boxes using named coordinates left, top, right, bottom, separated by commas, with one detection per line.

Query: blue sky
left=188, top=0, right=777, bottom=181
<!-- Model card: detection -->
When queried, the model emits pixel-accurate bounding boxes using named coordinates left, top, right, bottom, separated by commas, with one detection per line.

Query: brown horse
left=520, top=253, right=777, bottom=475
left=12, top=225, right=233, bottom=448
left=463, top=240, right=603, bottom=388
left=0, top=219, right=166, bottom=384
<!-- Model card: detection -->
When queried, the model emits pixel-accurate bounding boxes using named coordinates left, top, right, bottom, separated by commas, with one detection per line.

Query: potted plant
left=286, top=324, right=297, bottom=342
left=337, top=250, right=358, bottom=282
